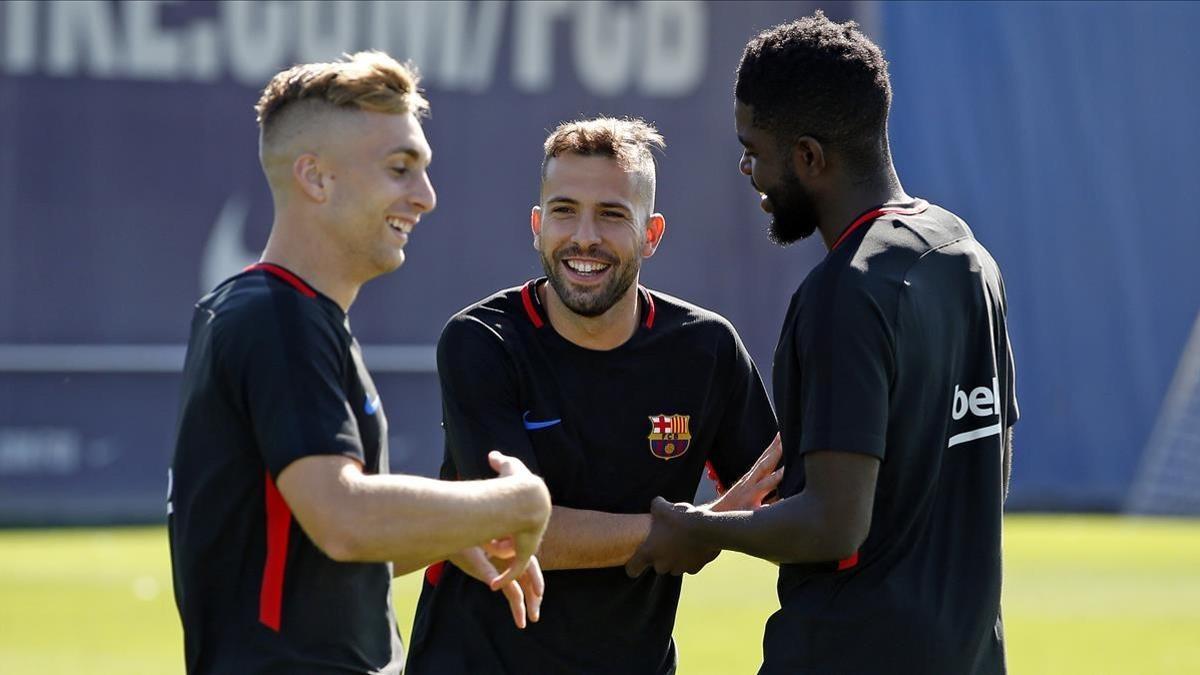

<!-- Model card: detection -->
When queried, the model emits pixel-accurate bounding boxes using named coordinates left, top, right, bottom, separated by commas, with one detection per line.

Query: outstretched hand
left=625, top=497, right=719, bottom=578
left=450, top=545, right=545, bottom=629
left=486, top=451, right=550, bottom=591
left=712, top=433, right=784, bottom=512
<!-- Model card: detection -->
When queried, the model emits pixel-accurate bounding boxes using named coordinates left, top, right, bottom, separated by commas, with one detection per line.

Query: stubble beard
left=540, top=245, right=639, bottom=318
left=765, top=171, right=821, bottom=247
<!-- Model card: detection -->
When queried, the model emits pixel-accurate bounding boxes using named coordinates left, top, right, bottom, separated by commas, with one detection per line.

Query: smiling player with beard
left=406, top=117, right=781, bottom=675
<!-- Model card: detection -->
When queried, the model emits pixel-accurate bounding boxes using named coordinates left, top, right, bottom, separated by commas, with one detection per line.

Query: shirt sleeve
left=707, top=324, right=779, bottom=490
left=999, top=275, right=1020, bottom=427
left=218, top=297, right=363, bottom=479
left=795, top=279, right=894, bottom=459
left=437, top=316, right=539, bottom=480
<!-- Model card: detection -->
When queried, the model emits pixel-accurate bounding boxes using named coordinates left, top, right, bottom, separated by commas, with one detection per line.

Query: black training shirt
left=406, top=280, right=778, bottom=675
left=763, top=200, right=1019, bottom=675
left=168, top=263, right=403, bottom=674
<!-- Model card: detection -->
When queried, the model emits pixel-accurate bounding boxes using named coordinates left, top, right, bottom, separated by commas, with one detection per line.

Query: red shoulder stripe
left=246, top=262, right=317, bottom=299
left=830, top=204, right=929, bottom=252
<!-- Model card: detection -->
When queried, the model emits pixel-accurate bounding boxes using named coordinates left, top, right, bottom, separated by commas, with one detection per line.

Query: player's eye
left=391, top=167, right=408, bottom=176
left=551, top=206, right=572, bottom=214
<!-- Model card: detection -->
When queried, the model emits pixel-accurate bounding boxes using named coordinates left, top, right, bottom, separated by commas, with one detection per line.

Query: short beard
left=766, top=164, right=821, bottom=247
left=540, top=245, right=639, bottom=318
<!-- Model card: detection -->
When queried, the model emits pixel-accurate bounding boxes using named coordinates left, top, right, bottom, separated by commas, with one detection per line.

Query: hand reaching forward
left=625, top=497, right=719, bottom=578
left=449, top=544, right=544, bottom=629
left=711, top=433, right=784, bottom=512
left=487, top=451, right=551, bottom=589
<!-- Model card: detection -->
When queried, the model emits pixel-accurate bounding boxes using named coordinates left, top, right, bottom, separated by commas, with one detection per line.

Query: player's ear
left=530, top=206, right=543, bottom=250
left=293, top=154, right=328, bottom=203
left=790, top=136, right=826, bottom=178
left=642, top=213, right=666, bottom=258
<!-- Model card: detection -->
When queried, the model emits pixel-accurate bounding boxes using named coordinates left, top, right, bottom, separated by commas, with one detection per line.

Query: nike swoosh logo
left=365, top=394, right=381, bottom=415
left=523, top=411, right=561, bottom=430
left=200, top=194, right=258, bottom=293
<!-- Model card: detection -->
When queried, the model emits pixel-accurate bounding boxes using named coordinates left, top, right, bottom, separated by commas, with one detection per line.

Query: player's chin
left=559, top=287, right=615, bottom=317
left=374, top=249, right=406, bottom=275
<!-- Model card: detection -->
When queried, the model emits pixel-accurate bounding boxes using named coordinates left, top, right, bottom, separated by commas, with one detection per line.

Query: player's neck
left=816, top=165, right=909, bottom=251
left=260, top=225, right=361, bottom=312
left=540, top=282, right=640, bottom=351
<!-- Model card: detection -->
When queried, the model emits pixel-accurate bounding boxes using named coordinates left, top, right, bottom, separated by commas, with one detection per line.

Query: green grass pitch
left=1, top=515, right=1197, bottom=674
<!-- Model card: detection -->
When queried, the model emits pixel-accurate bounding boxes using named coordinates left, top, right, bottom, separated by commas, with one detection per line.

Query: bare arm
left=690, top=451, right=876, bottom=563
left=627, top=450, right=877, bottom=576
left=536, top=507, right=650, bottom=570
left=1003, top=427, right=1013, bottom=503
left=277, top=452, right=551, bottom=575
left=537, top=437, right=784, bottom=570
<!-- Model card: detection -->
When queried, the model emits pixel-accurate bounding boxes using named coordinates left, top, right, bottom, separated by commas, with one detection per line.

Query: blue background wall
left=883, top=1, right=1200, bottom=508
left=1, top=1, right=1197, bottom=521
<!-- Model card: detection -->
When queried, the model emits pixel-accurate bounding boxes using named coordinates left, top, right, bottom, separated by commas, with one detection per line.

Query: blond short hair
left=541, top=117, right=665, bottom=211
left=255, top=50, right=428, bottom=144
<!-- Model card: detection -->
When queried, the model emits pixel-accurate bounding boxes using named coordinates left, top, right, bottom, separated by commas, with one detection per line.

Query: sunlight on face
left=323, top=110, right=436, bottom=278
left=536, top=154, right=651, bottom=317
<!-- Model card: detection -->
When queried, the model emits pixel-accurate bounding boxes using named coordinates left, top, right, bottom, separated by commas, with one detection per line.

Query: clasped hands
left=625, top=434, right=783, bottom=578
left=448, top=436, right=782, bottom=627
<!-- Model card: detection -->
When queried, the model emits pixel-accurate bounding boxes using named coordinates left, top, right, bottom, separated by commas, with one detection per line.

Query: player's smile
left=386, top=215, right=415, bottom=246
left=560, top=254, right=615, bottom=285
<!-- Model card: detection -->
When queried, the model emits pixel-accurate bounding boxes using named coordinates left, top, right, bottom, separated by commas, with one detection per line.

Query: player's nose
left=570, top=213, right=602, bottom=247
left=411, top=170, right=436, bottom=214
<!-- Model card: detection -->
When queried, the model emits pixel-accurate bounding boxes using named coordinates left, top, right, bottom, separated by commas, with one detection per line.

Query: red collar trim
left=641, top=287, right=656, bottom=329
left=245, top=263, right=317, bottom=299
left=520, top=280, right=545, bottom=328
left=519, top=279, right=655, bottom=330
left=830, top=202, right=929, bottom=252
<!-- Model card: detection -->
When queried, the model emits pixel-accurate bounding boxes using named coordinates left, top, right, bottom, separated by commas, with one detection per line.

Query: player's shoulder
left=862, top=199, right=976, bottom=260
left=643, top=287, right=744, bottom=344
left=440, top=282, right=532, bottom=346
left=200, top=269, right=344, bottom=349
left=827, top=200, right=969, bottom=291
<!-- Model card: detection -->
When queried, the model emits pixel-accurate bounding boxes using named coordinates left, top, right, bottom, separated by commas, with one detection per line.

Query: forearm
left=687, top=494, right=859, bottom=565
left=536, top=506, right=650, bottom=570
left=335, top=470, right=549, bottom=569
left=1002, top=427, right=1013, bottom=503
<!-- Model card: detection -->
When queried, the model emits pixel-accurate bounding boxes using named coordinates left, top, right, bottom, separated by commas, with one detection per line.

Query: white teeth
left=387, top=217, right=413, bottom=234
left=565, top=260, right=610, bottom=274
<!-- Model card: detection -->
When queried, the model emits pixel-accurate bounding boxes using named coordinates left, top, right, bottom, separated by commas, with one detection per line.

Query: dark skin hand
left=621, top=435, right=786, bottom=577
left=626, top=449, right=879, bottom=577
left=627, top=498, right=721, bottom=576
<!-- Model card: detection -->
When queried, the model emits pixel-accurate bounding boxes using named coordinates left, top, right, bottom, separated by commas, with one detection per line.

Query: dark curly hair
left=735, top=11, right=892, bottom=172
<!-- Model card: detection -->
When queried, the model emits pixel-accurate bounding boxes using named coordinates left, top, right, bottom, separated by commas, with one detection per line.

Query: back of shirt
left=168, top=266, right=402, bottom=674
left=766, top=201, right=1017, bottom=674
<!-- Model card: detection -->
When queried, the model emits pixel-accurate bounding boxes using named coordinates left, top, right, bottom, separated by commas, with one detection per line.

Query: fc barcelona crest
left=648, top=414, right=691, bottom=460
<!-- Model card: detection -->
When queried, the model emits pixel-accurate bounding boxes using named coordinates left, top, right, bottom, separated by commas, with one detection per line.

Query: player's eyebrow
left=546, top=197, right=632, bottom=212
left=596, top=201, right=632, bottom=212
left=386, top=146, right=431, bottom=165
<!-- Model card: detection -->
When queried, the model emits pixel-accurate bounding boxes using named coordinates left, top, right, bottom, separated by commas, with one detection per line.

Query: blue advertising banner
left=4, top=1, right=1197, bottom=522
left=0, top=0, right=839, bottom=522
